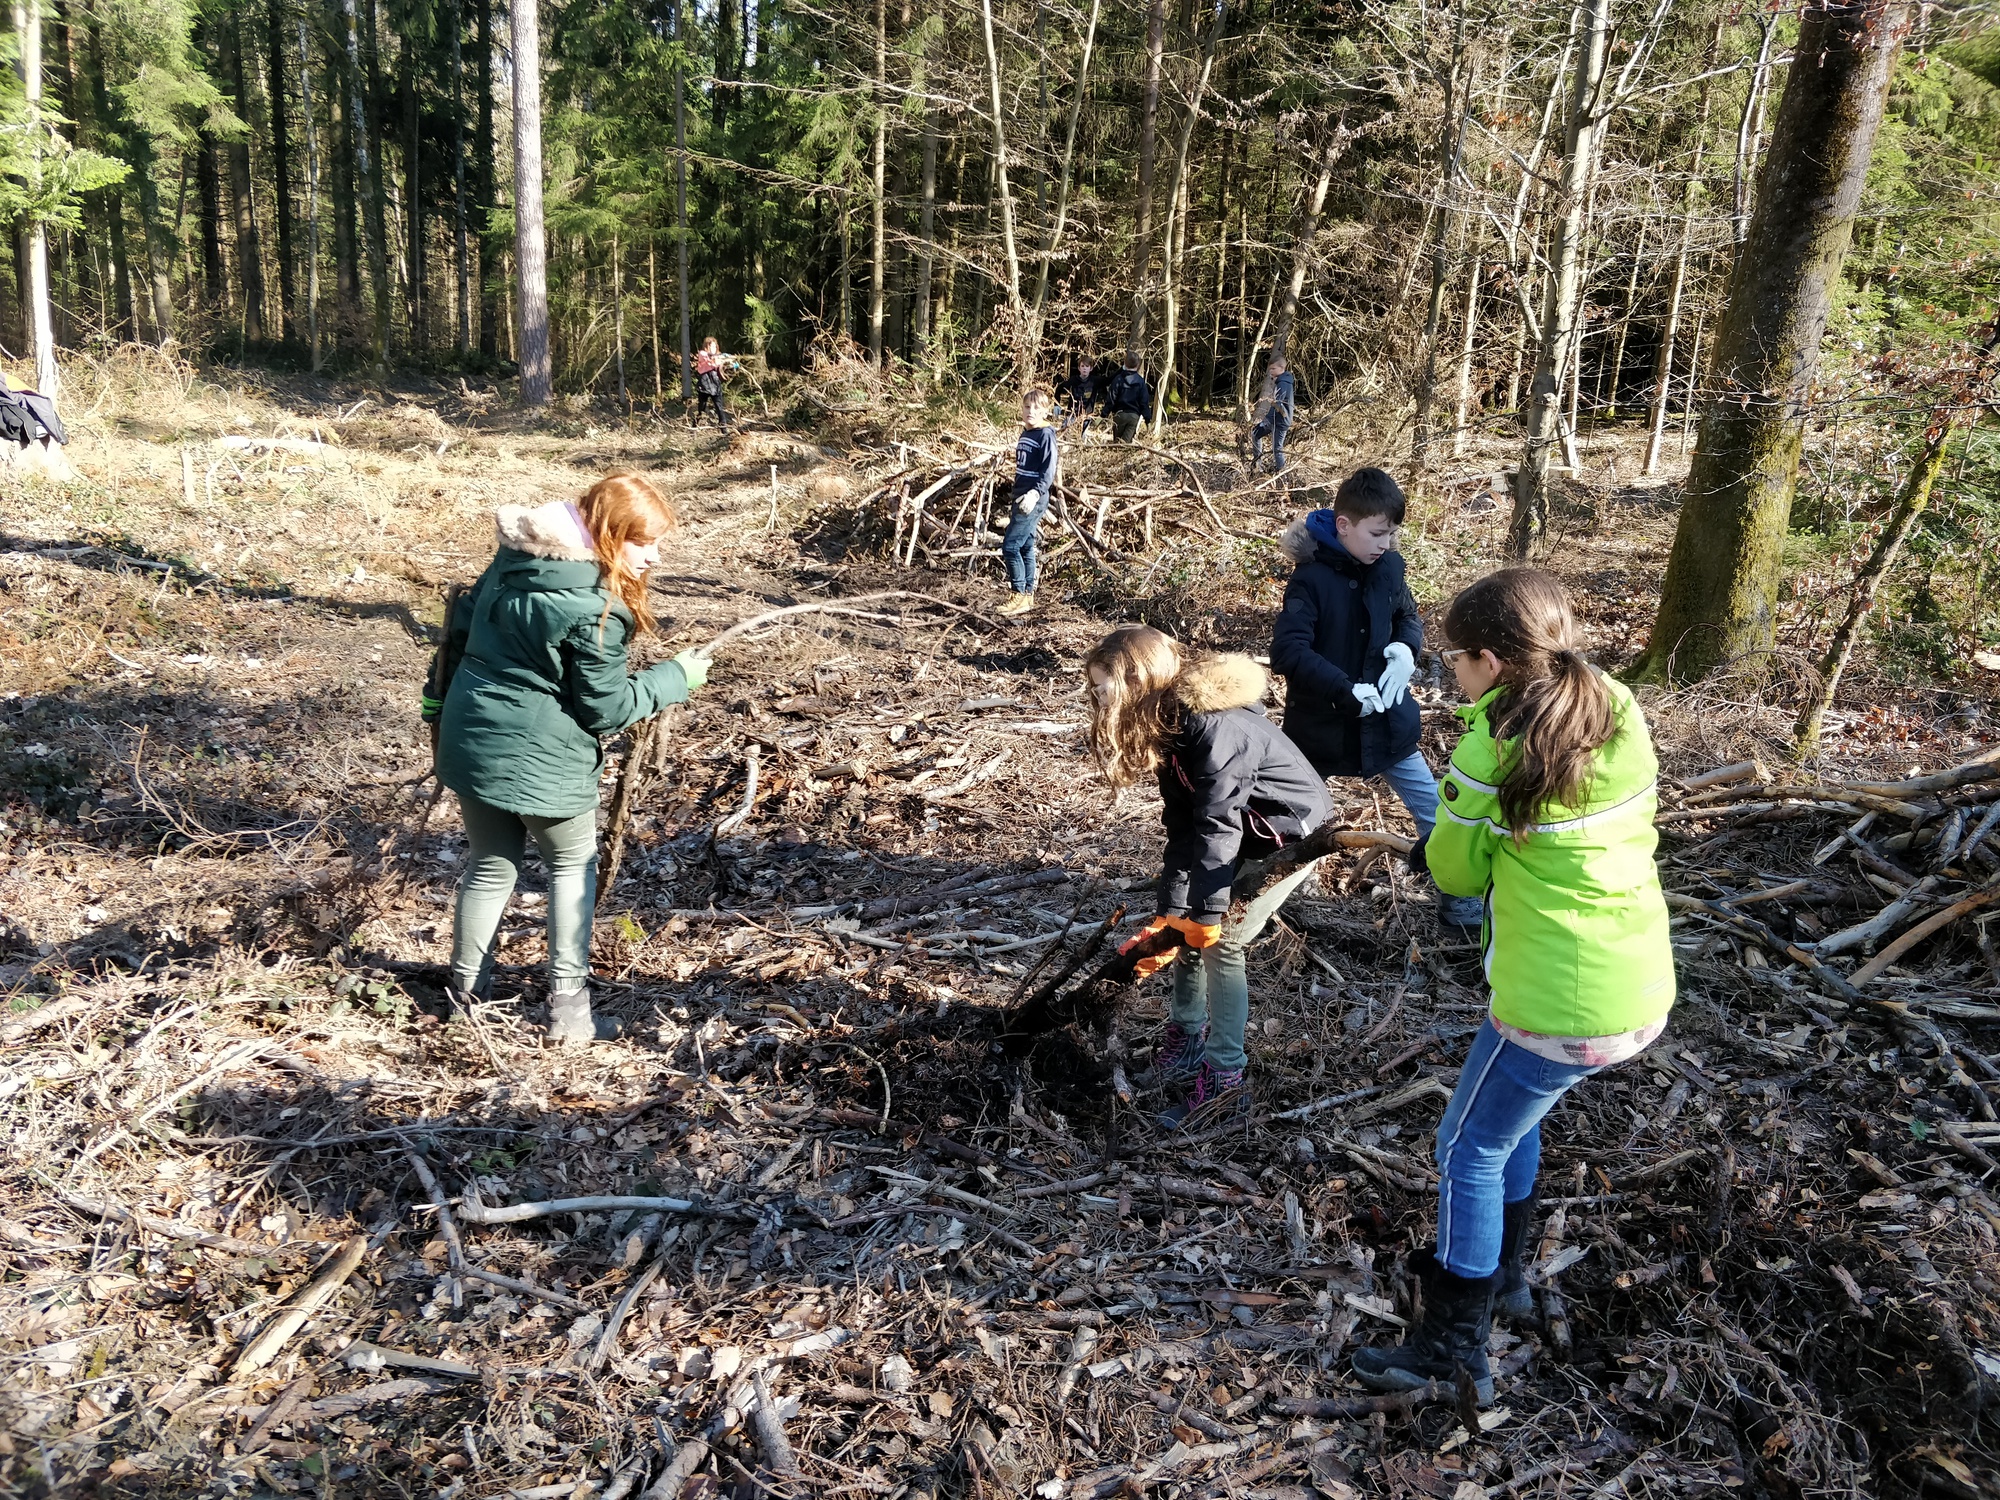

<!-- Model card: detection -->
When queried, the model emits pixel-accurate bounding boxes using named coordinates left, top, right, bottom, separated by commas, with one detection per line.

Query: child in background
left=1269, top=467, right=1484, bottom=930
left=998, top=388, right=1058, bottom=617
left=1350, top=568, right=1673, bottom=1405
left=1105, top=359, right=1153, bottom=443
left=1086, top=626, right=1334, bottom=1127
left=694, top=337, right=731, bottom=430
left=1058, top=354, right=1103, bottom=435
left=1250, top=356, right=1296, bottom=474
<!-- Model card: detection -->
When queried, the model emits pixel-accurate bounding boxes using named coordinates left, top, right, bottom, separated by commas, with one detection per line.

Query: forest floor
left=2, top=347, right=1998, bottom=1500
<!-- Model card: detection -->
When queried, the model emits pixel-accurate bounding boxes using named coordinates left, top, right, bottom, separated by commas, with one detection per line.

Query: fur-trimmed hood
left=495, top=499, right=596, bottom=562
left=1278, top=508, right=1344, bottom=567
left=1174, top=652, right=1269, bottom=715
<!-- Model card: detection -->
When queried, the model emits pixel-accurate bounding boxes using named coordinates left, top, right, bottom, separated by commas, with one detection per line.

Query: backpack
left=422, top=582, right=474, bottom=717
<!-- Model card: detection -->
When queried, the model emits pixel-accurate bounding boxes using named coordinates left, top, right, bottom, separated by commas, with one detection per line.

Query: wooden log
left=235, top=1235, right=369, bottom=1374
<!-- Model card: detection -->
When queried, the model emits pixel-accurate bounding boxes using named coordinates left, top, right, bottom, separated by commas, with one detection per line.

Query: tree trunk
left=868, top=0, right=887, bottom=364
left=1147, top=0, right=1226, bottom=432
left=1412, top=17, right=1475, bottom=463
left=1450, top=230, right=1484, bottom=457
left=224, top=13, right=266, bottom=346
left=1793, top=422, right=1954, bottom=757
left=14, top=0, right=55, bottom=395
left=1643, top=51, right=1714, bottom=476
left=341, top=0, right=387, bottom=361
left=267, top=0, right=296, bottom=338
left=672, top=0, right=692, bottom=401
left=332, top=39, right=361, bottom=334
left=82, top=16, right=137, bottom=341
left=1026, top=0, right=1100, bottom=360
left=197, top=131, right=227, bottom=307
left=401, top=23, right=423, bottom=351
left=362, top=0, right=391, bottom=355
left=1638, top=0, right=1914, bottom=686
left=1732, top=16, right=1778, bottom=248
left=1124, top=0, right=1166, bottom=364
left=612, top=232, right=627, bottom=411
left=509, top=0, right=551, bottom=403
left=476, top=0, right=499, bottom=358
left=450, top=0, right=471, bottom=354
left=1508, top=0, right=1611, bottom=558
left=914, top=111, right=937, bottom=357
left=648, top=237, right=661, bottom=399
left=299, top=13, right=323, bottom=366
left=977, top=0, right=1027, bottom=382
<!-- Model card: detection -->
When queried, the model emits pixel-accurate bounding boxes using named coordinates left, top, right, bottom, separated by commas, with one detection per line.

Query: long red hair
left=577, top=472, right=677, bottom=633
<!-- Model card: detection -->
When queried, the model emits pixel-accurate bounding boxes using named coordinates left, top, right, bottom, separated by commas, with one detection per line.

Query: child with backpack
left=1086, top=625, right=1334, bottom=1127
left=998, top=388, right=1059, bottom=617
left=422, top=472, right=712, bottom=1043
left=1270, top=467, right=1485, bottom=930
left=1349, top=568, right=1674, bottom=1406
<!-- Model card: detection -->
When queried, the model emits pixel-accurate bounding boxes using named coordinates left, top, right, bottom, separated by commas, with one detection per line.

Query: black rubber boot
left=1350, top=1248, right=1497, bottom=1405
left=1495, top=1199, right=1536, bottom=1324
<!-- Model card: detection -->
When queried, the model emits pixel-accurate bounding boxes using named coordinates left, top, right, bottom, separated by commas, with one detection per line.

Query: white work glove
left=1376, top=642, right=1415, bottom=709
left=1351, top=683, right=1386, bottom=716
left=1016, top=492, right=1039, bottom=515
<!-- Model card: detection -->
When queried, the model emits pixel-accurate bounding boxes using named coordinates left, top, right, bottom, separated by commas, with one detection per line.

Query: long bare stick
left=235, top=1234, right=369, bottom=1374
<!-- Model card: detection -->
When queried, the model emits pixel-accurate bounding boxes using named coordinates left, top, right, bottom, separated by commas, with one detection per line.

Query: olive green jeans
left=449, top=792, right=598, bottom=996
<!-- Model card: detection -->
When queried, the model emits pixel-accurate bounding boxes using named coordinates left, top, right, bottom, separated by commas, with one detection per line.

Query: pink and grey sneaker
left=1136, top=1021, right=1208, bottom=1090
left=1158, top=1059, right=1248, bottom=1131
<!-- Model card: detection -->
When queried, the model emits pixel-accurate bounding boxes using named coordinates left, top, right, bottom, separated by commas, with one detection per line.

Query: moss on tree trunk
left=1635, top=0, right=1913, bottom=686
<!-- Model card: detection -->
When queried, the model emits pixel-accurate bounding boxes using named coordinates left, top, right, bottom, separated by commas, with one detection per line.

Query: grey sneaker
left=546, top=986, right=624, bottom=1043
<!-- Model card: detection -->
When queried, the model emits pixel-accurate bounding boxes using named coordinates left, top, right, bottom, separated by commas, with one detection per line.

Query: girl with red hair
left=423, top=472, right=710, bottom=1042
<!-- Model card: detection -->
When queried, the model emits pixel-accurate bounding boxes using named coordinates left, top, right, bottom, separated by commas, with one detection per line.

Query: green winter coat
left=1426, top=676, right=1675, bottom=1038
left=424, top=500, right=689, bottom=819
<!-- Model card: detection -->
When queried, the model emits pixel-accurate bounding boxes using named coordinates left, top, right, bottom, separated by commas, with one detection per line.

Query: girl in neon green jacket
left=1352, top=569, right=1675, bottom=1407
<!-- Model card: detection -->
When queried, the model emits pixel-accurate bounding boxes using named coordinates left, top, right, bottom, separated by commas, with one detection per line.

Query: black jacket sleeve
left=1270, top=572, right=1357, bottom=713
left=1389, top=558, right=1423, bottom=655
left=1158, top=718, right=1258, bottom=923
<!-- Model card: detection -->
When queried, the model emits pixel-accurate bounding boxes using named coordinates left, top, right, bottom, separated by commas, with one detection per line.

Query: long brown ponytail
left=1443, top=569, right=1615, bottom=837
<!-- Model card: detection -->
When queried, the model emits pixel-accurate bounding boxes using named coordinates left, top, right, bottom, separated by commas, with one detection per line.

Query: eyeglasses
left=1439, top=648, right=1472, bottom=665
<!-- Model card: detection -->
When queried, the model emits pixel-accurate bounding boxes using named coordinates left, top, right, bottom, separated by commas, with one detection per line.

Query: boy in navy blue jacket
left=999, top=389, right=1058, bottom=616
left=1269, top=467, right=1483, bottom=929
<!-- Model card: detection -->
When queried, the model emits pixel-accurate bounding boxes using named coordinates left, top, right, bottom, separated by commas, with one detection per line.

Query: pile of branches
left=1654, top=743, right=2000, bottom=1006
left=858, top=437, right=1240, bottom=576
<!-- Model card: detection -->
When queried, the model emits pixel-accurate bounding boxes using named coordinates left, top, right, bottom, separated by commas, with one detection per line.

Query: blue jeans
left=1434, top=1020, right=1602, bottom=1278
left=1168, top=862, right=1320, bottom=1073
left=1252, top=409, right=1290, bottom=471
left=1001, top=488, right=1050, bottom=593
left=1378, top=749, right=1441, bottom=836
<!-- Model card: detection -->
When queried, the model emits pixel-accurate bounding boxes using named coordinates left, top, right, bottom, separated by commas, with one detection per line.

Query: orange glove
left=1119, top=915, right=1223, bottom=979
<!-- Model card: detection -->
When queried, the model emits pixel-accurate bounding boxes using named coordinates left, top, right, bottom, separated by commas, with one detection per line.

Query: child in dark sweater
left=999, top=389, right=1058, bottom=616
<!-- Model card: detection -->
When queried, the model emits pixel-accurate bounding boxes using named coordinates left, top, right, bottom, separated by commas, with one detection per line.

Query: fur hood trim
left=1277, top=507, right=1344, bottom=566
left=1175, top=653, right=1269, bottom=714
left=496, top=499, right=596, bottom=562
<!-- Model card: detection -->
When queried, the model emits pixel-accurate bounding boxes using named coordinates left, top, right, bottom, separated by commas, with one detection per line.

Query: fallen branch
left=236, top=1234, right=369, bottom=1374
left=457, top=1188, right=749, bottom=1225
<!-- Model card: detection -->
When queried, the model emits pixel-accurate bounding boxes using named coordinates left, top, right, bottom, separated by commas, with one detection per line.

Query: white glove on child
left=1351, top=683, right=1386, bottom=716
left=1376, top=642, right=1415, bottom=709
left=1016, top=493, right=1040, bottom=514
